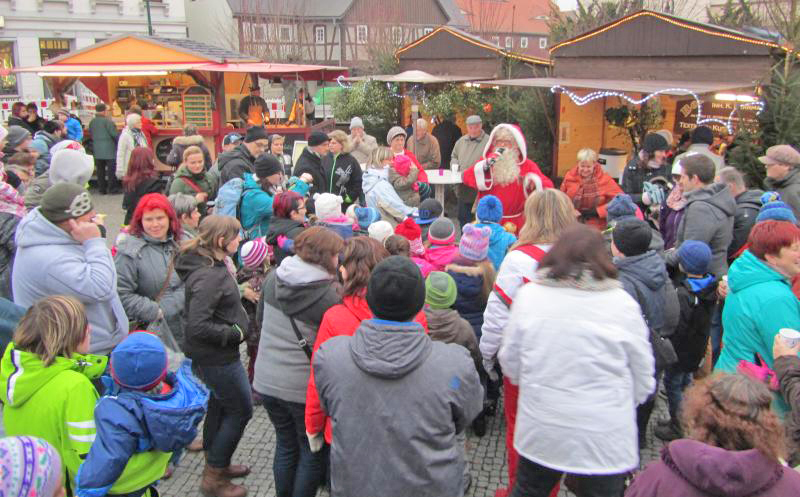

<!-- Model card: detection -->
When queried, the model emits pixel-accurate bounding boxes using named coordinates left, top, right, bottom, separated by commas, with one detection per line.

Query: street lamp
left=145, top=0, right=153, bottom=36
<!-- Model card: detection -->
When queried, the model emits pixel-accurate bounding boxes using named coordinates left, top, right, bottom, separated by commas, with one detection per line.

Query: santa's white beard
left=492, top=149, right=520, bottom=186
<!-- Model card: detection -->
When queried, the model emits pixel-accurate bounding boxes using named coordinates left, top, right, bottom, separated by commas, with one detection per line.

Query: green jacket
left=716, top=250, right=800, bottom=412
left=0, top=344, right=106, bottom=490
left=88, top=116, right=119, bottom=160
left=168, top=165, right=218, bottom=214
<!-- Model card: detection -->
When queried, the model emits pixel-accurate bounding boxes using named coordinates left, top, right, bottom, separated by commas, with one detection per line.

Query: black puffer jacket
left=616, top=250, right=679, bottom=336
left=166, top=134, right=213, bottom=171
left=446, top=259, right=489, bottom=339
left=175, top=251, right=249, bottom=366
left=265, top=217, right=305, bottom=265
left=671, top=273, right=717, bottom=373
left=218, top=143, right=256, bottom=185
left=122, top=177, right=165, bottom=225
left=293, top=148, right=326, bottom=198
left=621, top=157, right=671, bottom=209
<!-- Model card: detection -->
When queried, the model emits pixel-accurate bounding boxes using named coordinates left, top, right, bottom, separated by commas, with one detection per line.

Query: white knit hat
left=313, top=193, right=343, bottom=221
left=350, top=117, right=364, bottom=130
left=50, top=148, right=95, bottom=186
left=368, top=220, right=393, bottom=243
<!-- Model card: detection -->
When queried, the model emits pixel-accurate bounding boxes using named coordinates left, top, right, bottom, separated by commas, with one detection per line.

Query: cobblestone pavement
left=92, top=192, right=669, bottom=497
left=158, top=378, right=669, bottom=497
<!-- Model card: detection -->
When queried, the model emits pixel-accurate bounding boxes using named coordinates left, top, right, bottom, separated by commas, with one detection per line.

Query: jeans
left=0, top=298, right=25, bottom=354
left=510, top=456, right=625, bottom=497
left=663, top=365, right=692, bottom=420
left=261, top=394, right=325, bottom=497
left=458, top=200, right=474, bottom=227
left=94, top=158, right=120, bottom=193
left=192, top=361, right=253, bottom=468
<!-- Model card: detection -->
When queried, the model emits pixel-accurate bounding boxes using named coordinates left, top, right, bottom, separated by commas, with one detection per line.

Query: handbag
left=128, top=255, right=176, bottom=331
left=146, top=317, right=185, bottom=370
left=737, top=353, right=780, bottom=391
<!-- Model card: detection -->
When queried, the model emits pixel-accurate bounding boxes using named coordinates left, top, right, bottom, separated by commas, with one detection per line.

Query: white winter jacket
left=479, top=244, right=550, bottom=362
left=498, top=276, right=655, bottom=474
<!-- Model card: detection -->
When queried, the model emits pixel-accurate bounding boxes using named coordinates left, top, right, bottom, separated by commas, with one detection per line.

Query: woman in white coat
left=499, top=224, right=655, bottom=497
left=116, top=112, right=148, bottom=181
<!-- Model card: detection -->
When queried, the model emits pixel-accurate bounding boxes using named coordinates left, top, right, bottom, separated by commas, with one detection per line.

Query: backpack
left=214, top=177, right=245, bottom=219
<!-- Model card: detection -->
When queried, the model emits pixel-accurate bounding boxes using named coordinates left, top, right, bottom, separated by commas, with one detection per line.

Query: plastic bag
left=146, top=317, right=185, bottom=371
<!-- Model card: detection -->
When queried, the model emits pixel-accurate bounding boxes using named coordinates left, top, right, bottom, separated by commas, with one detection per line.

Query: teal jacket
left=716, top=250, right=800, bottom=411
left=240, top=173, right=309, bottom=239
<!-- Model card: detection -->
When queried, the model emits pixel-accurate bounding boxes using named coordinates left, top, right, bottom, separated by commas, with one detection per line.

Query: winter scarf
left=666, top=183, right=688, bottom=211
left=572, top=164, right=601, bottom=210
left=0, top=182, right=26, bottom=218
left=534, top=266, right=621, bottom=292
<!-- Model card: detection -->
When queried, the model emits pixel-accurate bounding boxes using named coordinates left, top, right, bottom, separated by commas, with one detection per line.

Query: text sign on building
left=674, top=99, right=760, bottom=136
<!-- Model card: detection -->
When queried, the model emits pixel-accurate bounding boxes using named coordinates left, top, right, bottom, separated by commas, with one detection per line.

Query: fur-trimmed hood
left=483, top=123, right=527, bottom=165
left=172, top=134, right=205, bottom=146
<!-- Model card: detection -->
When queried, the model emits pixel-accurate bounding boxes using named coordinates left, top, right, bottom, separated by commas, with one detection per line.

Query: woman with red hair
left=121, top=147, right=165, bottom=224
left=115, top=193, right=186, bottom=348
left=716, top=220, right=800, bottom=414
left=265, top=190, right=307, bottom=265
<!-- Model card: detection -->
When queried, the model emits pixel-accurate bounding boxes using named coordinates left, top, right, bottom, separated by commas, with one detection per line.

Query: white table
left=426, top=169, right=462, bottom=205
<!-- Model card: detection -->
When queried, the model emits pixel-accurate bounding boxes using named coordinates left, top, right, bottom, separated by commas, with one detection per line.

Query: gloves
left=306, top=431, right=324, bottom=453
left=231, top=323, right=245, bottom=344
left=580, top=207, right=598, bottom=220
left=483, top=358, right=499, bottom=382
left=277, top=235, right=295, bottom=253
left=642, top=182, right=665, bottom=206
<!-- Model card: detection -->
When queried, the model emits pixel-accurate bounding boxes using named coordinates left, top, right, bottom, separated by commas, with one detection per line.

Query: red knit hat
left=395, top=218, right=424, bottom=256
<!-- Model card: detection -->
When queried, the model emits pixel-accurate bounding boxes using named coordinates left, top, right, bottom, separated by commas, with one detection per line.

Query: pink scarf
left=0, top=182, right=26, bottom=218
left=666, top=183, right=688, bottom=211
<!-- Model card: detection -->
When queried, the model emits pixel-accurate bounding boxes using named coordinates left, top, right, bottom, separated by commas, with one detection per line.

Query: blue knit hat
left=355, top=207, right=381, bottom=230
left=606, top=194, right=638, bottom=223
left=757, top=191, right=797, bottom=223
left=678, top=240, right=712, bottom=275
left=476, top=195, right=503, bottom=223
left=110, top=332, right=168, bottom=391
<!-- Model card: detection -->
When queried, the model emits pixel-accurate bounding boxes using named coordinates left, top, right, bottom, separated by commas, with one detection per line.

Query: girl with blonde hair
left=480, top=188, right=577, bottom=496
left=175, top=215, right=252, bottom=497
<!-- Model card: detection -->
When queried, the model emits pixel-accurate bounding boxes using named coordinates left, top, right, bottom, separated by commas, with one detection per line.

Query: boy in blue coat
left=474, top=195, right=516, bottom=270
left=75, top=332, right=208, bottom=497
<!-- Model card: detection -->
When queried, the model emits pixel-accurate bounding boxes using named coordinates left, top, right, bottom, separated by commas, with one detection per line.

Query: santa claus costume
left=462, top=124, right=553, bottom=234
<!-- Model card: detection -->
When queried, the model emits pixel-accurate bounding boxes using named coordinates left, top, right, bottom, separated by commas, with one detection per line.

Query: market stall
left=15, top=35, right=348, bottom=170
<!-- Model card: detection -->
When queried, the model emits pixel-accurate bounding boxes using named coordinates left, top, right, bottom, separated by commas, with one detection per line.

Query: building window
left=520, top=36, right=528, bottom=48
left=505, top=36, right=512, bottom=48
left=0, top=41, right=17, bottom=95
left=423, top=27, right=434, bottom=35
left=39, top=38, right=71, bottom=63
left=253, top=24, right=267, bottom=40
left=315, top=25, right=326, bottom=44
left=539, top=37, right=547, bottom=49
left=392, top=26, right=403, bottom=45
left=491, top=36, right=499, bottom=45
left=279, top=25, right=293, bottom=42
left=356, top=25, right=368, bottom=44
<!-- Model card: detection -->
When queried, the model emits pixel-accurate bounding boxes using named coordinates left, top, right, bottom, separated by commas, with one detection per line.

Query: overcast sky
left=556, top=0, right=578, bottom=10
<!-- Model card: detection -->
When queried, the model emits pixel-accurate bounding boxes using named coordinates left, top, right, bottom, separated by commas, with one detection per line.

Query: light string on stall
left=336, top=75, right=432, bottom=105
left=550, top=84, right=764, bottom=134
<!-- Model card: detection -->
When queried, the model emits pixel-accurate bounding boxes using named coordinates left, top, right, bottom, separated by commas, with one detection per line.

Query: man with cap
left=218, top=126, right=269, bottom=185
left=673, top=125, right=725, bottom=175
left=238, top=84, right=269, bottom=127
left=12, top=183, right=128, bottom=355
left=88, top=102, right=121, bottom=194
left=293, top=131, right=330, bottom=199
left=414, top=197, right=443, bottom=239
left=407, top=118, right=441, bottom=171
left=1, top=126, right=33, bottom=165
left=451, top=115, right=489, bottom=226
left=762, top=144, right=800, bottom=220
left=241, top=154, right=311, bottom=238
left=348, top=116, right=377, bottom=164
left=312, top=256, right=483, bottom=497
left=208, top=132, right=243, bottom=185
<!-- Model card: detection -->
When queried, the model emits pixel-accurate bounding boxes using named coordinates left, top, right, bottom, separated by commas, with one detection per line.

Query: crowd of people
left=2, top=104, right=800, bottom=497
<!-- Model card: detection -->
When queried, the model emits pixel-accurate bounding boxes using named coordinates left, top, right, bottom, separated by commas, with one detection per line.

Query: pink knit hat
left=241, top=237, right=268, bottom=268
left=459, top=224, right=491, bottom=261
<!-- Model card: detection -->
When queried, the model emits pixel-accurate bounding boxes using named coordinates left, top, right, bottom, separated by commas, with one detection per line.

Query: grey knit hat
left=386, top=126, right=407, bottom=144
left=40, top=183, right=94, bottom=223
left=5, top=126, right=31, bottom=149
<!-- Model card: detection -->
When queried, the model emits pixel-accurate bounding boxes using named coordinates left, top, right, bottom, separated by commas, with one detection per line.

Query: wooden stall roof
left=550, top=10, right=784, bottom=58
left=481, top=77, right=753, bottom=95
left=396, top=26, right=552, bottom=66
left=41, top=35, right=261, bottom=66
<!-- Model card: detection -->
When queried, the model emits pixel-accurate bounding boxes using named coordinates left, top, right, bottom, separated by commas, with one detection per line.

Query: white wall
left=0, top=0, right=188, bottom=102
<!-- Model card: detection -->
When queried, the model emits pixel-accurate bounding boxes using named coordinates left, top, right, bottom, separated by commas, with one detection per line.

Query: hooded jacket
left=716, top=250, right=800, bottom=378
left=168, top=165, right=218, bottom=213
left=447, top=260, right=489, bottom=339
left=114, top=234, right=185, bottom=346
left=30, top=130, right=62, bottom=175
left=765, top=167, right=800, bottom=220
left=75, top=363, right=208, bottom=497
left=175, top=251, right=249, bottom=366
left=616, top=251, right=671, bottom=333
left=475, top=221, right=516, bottom=270
left=240, top=172, right=309, bottom=239
left=293, top=147, right=326, bottom=198
left=362, top=169, right=418, bottom=221
left=305, top=295, right=428, bottom=443
left=322, top=151, right=364, bottom=208
left=560, top=164, right=623, bottom=230
left=666, top=183, right=736, bottom=277
left=253, top=255, right=341, bottom=404
left=166, top=134, right=213, bottom=170
left=218, top=143, right=256, bottom=186
left=313, top=319, right=483, bottom=497
left=425, top=243, right=459, bottom=271
left=0, top=344, right=107, bottom=491
left=13, top=208, right=128, bottom=355
left=730, top=189, right=763, bottom=259
left=625, top=439, right=800, bottom=497
left=425, top=307, right=480, bottom=372
left=672, top=273, right=718, bottom=373
left=265, top=216, right=305, bottom=265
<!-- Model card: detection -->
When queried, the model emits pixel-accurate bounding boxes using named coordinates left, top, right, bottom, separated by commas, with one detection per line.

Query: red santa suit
left=462, top=124, right=553, bottom=234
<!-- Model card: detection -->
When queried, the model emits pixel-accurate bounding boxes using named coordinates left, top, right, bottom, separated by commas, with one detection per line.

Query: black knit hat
left=254, top=154, right=282, bottom=179
left=690, top=125, right=714, bottom=146
left=642, top=133, right=669, bottom=154
left=245, top=126, right=268, bottom=143
left=612, top=219, right=652, bottom=257
left=366, top=256, right=425, bottom=322
left=308, top=131, right=329, bottom=147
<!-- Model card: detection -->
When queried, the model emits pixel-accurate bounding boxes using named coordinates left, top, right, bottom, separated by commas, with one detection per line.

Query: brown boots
left=200, top=464, right=248, bottom=497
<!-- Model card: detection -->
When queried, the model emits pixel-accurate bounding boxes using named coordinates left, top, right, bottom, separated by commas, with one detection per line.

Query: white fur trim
left=523, top=173, right=543, bottom=196
left=483, top=123, right=527, bottom=166
left=473, top=159, right=493, bottom=191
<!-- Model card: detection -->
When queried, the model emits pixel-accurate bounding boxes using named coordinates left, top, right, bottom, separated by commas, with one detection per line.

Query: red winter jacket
left=305, top=294, right=428, bottom=442
left=560, top=163, right=622, bottom=231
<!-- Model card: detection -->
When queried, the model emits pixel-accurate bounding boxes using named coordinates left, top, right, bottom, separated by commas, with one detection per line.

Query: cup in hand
left=780, top=328, right=800, bottom=347
left=451, top=163, right=459, bottom=173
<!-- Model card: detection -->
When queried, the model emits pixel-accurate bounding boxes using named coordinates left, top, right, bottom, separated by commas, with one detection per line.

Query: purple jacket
left=626, top=439, right=800, bottom=497
left=659, top=203, right=684, bottom=250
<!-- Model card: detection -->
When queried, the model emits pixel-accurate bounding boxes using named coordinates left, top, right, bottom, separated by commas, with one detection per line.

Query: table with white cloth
left=426, top=170, right=462, bottom=205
